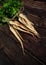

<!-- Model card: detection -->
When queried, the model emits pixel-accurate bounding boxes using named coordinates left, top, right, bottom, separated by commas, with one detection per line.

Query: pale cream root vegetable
left=9, top=25, right=25, bottom=54
left=19, top=13, right=39, bottom=37
left=10, top=21, right=34, bottom=35
left=9, top=13, right=40, bottom=54
left=12, top=25, right=33, bottom=36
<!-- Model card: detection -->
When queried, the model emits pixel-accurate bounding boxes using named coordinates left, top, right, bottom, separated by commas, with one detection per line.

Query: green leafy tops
left=0, top=0, right=23, bottom=25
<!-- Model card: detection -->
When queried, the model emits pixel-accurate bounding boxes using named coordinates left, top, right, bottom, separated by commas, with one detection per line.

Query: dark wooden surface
left=0, top=0, right=46, bottom=65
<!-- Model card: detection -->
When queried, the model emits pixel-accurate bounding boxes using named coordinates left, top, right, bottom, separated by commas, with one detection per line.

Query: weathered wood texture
left=22, top=0, right=46, bottom=18
left=0, top=0, right=46, bottom=65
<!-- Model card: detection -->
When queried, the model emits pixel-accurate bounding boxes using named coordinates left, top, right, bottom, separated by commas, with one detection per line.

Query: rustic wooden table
left=0, top=0, right=46, bottom=65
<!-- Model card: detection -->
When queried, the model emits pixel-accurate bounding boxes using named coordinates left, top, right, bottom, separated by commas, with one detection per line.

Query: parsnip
left=9, top=25, right=25, bottom=54
left=19, top=13, right=39, bottom=37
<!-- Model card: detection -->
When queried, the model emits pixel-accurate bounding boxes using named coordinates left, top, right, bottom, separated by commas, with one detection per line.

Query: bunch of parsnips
left=0, top=0, right=39, bottom=54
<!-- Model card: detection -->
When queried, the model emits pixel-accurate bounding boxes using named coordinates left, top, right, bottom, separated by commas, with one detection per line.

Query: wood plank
left=0, top=26, right=45, bottom=65
left=34, top=0, right=46, bottom=2
left=22, top=0, right=46, bottom=11
left=0, top=31, right=42, bottom=65
left=22, top=0, right=46, bottom=17
left=0, top=50, right=14, bottom=65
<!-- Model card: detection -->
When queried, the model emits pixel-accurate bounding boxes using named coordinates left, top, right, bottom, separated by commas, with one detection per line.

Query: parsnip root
left=9, top=25, right=25, bottom=54
left=9, top=13, right=40, bottom=54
